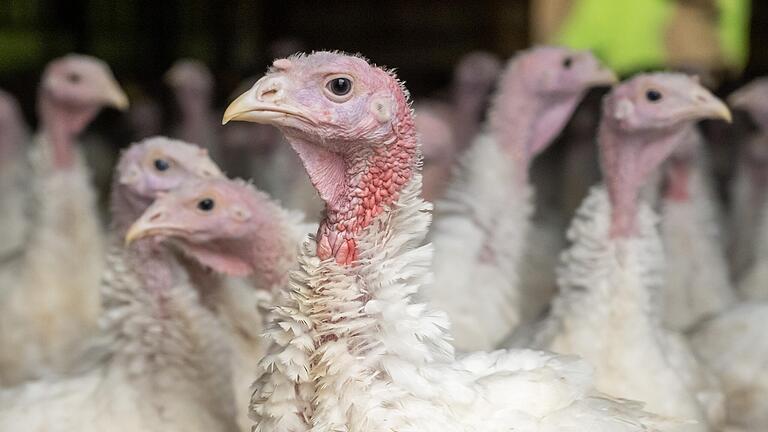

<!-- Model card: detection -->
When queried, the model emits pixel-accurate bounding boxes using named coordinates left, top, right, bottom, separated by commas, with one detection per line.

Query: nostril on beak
left=148, top=211, right=164, bottom=223
left=694, top=93, right=709, bottom=103
left=259, top=88, right=279, bottom=102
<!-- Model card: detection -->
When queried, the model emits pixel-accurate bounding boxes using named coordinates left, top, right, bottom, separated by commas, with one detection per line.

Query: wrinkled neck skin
left=38, top=94, right=97, bottom=169
left=490, top=79, right=584, bottom=185
left=287, top=125, right=417, bottom=265
left=601, top=122, right=690, bottom=238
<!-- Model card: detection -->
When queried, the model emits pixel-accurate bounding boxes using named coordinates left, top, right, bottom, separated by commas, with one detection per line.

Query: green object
left=554, top=0, right=750, bottom=73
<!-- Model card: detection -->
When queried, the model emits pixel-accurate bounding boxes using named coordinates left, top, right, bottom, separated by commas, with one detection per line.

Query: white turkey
left=0, top=54, right=128, bottom=385
left=223, top=50, right=675, bottom=432
left=427, top=46, right=617, bottom=350
left=509, top=72, right=731, bottom=431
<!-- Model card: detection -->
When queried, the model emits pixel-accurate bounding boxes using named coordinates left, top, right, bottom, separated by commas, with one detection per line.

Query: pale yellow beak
left=124, top=209, right=187, bottom=246
left=222, top=76, right=315, bottom=126
left=103, top=78, right=129, bottom=111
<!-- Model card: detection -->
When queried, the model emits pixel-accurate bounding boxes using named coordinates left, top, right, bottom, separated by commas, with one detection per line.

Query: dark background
left=0, top=0, right=763, bottom=139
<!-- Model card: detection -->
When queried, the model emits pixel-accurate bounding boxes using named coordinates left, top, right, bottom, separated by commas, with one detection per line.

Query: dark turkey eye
left=327, top=77, right=352, bottom=96
left=154, top=159, right=170, bottom=171
left=197, top=198, right=215, bottom=211
left=562, top=57, right=573, bottom=69
left=66, top=73, right=81, bottom=84
left=646, top=89, right=663, bottom=102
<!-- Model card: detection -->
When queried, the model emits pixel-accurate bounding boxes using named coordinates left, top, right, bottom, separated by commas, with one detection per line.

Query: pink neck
left=600, top=122, right=690, bottom=238
left=664, top=155, right=693, bottom=202
left=38, top=96, right=95, bottom=169
left=129, top=239, right=178, bottom=315
left=291, top=125, right=417, bottom=265
left=490, top=79, right=584, bottom=184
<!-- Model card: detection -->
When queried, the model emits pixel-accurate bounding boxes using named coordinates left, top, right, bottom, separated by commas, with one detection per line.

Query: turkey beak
left=692, top=90, right=732, bottom=123
left=125, top=207, right=188, bottom=246
left=222, top=75, right=315, bottom=126
left=102, top=77, right=129, bottom=111
left=588, top=67, right=618, bottom=87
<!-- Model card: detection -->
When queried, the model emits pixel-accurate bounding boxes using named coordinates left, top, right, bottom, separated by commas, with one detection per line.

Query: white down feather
left=690, top=302, right=768, bottom=431
left=249, top=175, right=675, bottom=432
left=0, top=136, right=104, bottom=385
left=0, top=240, right=238, bottom=432
left=428, top=133, right=563, bottom=351
left=512, top=186, right=724, bottom=432
left=659, top=158, right=735, bottom=331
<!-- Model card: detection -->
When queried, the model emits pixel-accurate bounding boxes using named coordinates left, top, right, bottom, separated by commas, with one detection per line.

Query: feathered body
left=658, top=126, right=734, bottom=330
left=523, top=188, right=721, bottom=431
left=691, top=303, right=768, bottom=431
left=252, top=177, right=669, bottom=432
left=225, top=51, right=672, bottom=432
left=0, top=138, right=104, bottom=384
left=0, top=241, right=238, bottom=432
left=508, top=73, right=733, bottom=431
left=429, top=134, right=533, bottom=349
left=428, top=47, right=616, bottom=351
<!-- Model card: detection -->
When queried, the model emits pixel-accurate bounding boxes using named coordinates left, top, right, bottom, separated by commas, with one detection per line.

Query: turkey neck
left=600, top=122, right=691, bottom=238
left=37, top=94, right=97, bottom=169
left=289, top=122, right=417, bottom=265
left=489, top=75, right=585, bottom=185
left=178, top=96, right=214, bottom=146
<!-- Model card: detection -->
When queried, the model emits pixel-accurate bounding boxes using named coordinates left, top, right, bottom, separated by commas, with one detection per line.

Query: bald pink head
left=489, top=46, right=617, bottom=180
left=126, top=178, right=293, bottom=283
left=729, top=78, right=768, bottom=130
left=599, top=72, right=731, bottom=237
left=111, top=136, right=224, bottom=233
left=224, top=51, right=416, bottom=264
left=165, top=59, right=214, bottom=111
left=38, top=54, right=128, bottom=168
left=0, top=90, right=28, bottom=163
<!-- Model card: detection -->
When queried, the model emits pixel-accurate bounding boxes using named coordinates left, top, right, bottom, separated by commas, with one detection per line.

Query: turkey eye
left=66, top=73, right=81, bottom=84
left=327, top=77, right=352, bottom=96
left=562, top=57, right=573, bottom=69
left=646, top=89, right=663, bottom=102
left=197, top=198, right=215, bottom=211
left=154, top=159, right=170, bottom=171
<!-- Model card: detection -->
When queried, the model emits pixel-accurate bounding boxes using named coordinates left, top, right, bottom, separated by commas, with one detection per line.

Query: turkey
left=0, top=54, right=128, bottom=385
left=224, top=51, right=674, bottom=432
left=658, top=124, right=735, bottom=331
left=427, top=46, right=617, bottom=351
left=126, top=175, right=312, bottom=431
left=727, top=79, right=768, bottom=299
left=0, top=142, right=250, bottom=431
left=510, top=73, right=731, bottom=431
left=0, top=90, right=30, bottom=261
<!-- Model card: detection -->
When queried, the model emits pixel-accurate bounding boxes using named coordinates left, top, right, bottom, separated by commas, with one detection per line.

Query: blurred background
left=0, top=0, right=760, bottom=213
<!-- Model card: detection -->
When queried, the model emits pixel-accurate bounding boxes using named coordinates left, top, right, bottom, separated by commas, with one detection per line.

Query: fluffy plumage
left=0, top=55, right=128, bottom=385
left=226, top=50, right=673, bottom=432
left=507, top=73, right=732, bottom=431
left=658, top=126, right=735, bottom=330
left=691, top=303, right=768, bottom=431
left=428, top=47, right=616, bottom=350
